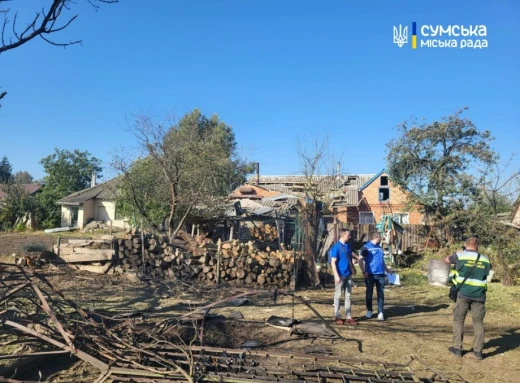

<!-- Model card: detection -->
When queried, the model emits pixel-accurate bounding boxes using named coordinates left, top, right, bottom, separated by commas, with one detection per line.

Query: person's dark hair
left=340, top=228, right=350, bottom=235
left=464, top=236, right=479, bottom=248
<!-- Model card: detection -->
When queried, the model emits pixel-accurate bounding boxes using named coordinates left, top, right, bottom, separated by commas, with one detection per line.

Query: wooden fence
left=332, top=223, right=431, bottom=252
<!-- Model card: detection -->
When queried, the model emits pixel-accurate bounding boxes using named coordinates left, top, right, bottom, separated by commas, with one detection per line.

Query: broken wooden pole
left=141, top=218, right=145, bottom=277
left=216, top=238, right=222, bottom=284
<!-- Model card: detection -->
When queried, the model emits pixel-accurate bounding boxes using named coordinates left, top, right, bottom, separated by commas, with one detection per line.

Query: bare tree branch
left=0, top=0, right=117, bottom=106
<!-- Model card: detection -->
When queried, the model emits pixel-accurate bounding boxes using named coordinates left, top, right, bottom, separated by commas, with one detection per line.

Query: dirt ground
left=1, top=232, right=519, bottom=383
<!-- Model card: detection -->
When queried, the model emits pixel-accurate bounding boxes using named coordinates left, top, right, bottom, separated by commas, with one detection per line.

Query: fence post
left=216, top=238, right=222, bottom=284
left=141, top=218, right=145, bottom=277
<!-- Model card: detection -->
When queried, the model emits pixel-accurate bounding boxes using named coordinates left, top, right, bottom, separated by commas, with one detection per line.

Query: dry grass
left=2, top=234, right=520, bottom=382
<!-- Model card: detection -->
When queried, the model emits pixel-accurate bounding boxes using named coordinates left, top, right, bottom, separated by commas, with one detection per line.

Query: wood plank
left=44, top=227, right=75, bottom=233
left=55, top=249, right=114, bottom=263
left=68, top=239, right=111, bottom=245
left=72, top=264, right=113, bottom=274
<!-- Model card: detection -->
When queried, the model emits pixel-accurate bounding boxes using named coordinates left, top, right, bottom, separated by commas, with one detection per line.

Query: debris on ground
left=0, top=263, right=468, bottom=382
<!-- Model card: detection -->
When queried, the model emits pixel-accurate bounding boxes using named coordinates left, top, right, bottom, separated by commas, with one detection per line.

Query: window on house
left=380, top=176, right=389, bottom=186
left=359, top=212, right=374, bottom=224
left=378, top=187, right=390, bottom=201
left=393, top=213, right=409, bottom=225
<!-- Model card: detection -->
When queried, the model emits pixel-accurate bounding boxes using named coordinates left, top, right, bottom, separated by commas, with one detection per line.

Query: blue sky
left=0, top=0, right=518, bottom=181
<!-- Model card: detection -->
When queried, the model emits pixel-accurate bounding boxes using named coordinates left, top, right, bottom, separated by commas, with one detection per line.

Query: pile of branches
left=0, top=264, right=467, bottom=383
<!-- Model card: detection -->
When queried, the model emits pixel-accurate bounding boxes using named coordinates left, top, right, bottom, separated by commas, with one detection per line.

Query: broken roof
left=358, top=169, right=387, bottom=191
left=249, top=174, right=376, bottom=191
left=57, top=178, right=121, bottom=206
left=246, top=173, right=376, bottom=207
left=229, top=183, right=282, bottom=199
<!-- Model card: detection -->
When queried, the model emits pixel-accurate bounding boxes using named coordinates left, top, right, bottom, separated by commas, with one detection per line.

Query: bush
left=410, top=243, right=520, bottom=284
left=412, top=244, right=461, bottom=272
left=13, top=222, right=27, bottom=232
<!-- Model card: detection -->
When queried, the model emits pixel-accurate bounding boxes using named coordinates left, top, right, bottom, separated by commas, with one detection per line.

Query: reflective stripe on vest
left=454, top=275, right=487, bottom=287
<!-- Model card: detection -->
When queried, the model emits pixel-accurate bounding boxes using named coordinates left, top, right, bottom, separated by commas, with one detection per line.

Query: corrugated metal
left=250, top=174, right=376, bottom=192
left=330, top=189, right=358, bottom=207
left=258, top=197, right=299, bottom=215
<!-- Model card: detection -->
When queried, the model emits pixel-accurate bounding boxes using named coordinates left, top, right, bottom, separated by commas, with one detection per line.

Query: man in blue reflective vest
left=330, top=228, right=359, bottom=325
left=359, top=231, right=393, bottom=321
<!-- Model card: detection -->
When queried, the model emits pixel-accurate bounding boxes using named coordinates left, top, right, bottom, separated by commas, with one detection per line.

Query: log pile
left=251, top=223, right=279, bottom=242
left=114, top=230, right=294, bottom=288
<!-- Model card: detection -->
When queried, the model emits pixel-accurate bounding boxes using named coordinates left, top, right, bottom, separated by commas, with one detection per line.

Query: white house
left=56, top=177, right=127, bottom=229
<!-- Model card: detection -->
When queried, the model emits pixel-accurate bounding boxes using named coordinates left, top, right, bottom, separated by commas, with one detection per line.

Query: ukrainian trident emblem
left=393, top=24, right=408, bottom=47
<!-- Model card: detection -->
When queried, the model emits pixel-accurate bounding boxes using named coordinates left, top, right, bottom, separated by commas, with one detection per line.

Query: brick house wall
left=344, top=172, right=423, bottom=225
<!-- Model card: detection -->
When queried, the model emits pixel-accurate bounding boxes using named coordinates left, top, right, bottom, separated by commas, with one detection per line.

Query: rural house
left=57, top=178, right=127, bottom=229
left=0, top=184, right=42, bottom=229
left=351, top=169, right=423, bottom=225
left=247, top=169, right=424, bottom=225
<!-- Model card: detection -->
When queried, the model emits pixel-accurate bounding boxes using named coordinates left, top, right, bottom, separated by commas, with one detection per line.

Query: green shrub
left=13, top=222, right=27, bottom=232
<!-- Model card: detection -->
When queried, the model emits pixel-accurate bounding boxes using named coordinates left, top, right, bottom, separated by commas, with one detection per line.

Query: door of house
left=96, top=205, right=110, bottom=222
left=70, top=207, right=79, bottom=228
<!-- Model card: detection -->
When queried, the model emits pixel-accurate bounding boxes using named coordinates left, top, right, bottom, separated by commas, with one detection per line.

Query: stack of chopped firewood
left=114, top=229, right=294, bottom=288
left=251, top=223, right=279, bottom=242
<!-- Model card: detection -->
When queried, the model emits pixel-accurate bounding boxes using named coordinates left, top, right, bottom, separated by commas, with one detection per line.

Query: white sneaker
left=366, top=311, right=372, bottom=319
left=378, top=312, right=384, bottom=321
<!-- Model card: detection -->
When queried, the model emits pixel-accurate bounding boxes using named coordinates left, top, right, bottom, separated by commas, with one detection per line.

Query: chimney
left=255, top=162, right=260, bottom=186
left=91, top=171, right=97, bottom=188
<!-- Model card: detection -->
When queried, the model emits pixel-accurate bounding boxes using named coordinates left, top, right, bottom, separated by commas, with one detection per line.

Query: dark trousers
left=453, top=296, right=486, bottom=352
left=364, top=274, right=385, bottom=313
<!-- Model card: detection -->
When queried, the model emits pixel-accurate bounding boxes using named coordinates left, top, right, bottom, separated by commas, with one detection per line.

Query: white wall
left=93, top=199, right=127, bottom=229
left=82, top=199, right=96, bottom=228
left=61, top=206, right=71, bottom=227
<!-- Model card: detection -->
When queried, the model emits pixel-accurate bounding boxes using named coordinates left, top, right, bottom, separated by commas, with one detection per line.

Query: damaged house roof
left=246, top=173, right=377, bottom=208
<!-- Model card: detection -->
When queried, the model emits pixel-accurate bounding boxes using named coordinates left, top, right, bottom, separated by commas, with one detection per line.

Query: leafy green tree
left=0, top=183, right=36, bottom=230
left=36, top=149, right=102, bottom=228
left=385, top=107, right=497, bottom=244
left=463, top=157, right=520, bottom=285
left=115, top=157, right=170, bottom=231
left=0, top=156, right=13, bottom=183
left=115, top=109, right=255, bottom=238
left=12, top=171, right=34, bottom=184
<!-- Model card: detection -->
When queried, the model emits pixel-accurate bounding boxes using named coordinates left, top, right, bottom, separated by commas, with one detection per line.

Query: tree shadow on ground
left=484, top=328, right=520, bottom=357
left=384, top=304, right=450, bottom=318
left=352, top=304, right=450, bottom=321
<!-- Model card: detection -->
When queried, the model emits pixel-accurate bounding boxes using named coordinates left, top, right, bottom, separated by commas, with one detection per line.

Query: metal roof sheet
left=57, top=177, right=120, bottom=205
